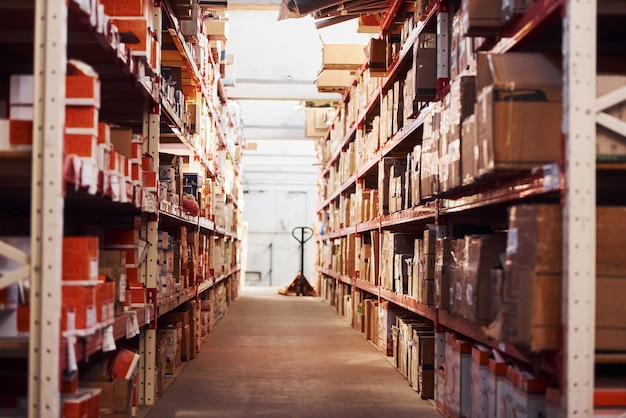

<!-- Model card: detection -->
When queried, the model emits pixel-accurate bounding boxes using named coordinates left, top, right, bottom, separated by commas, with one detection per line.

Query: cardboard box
left=110, top=19, right=149, bottom=52
left=10, top=74, right=34, bottom=105
left=65, top=106, right=99, bottom=135
left=82, top=379, right=133, bottom=417
left=461, top=0, right=503, bottom=35
left=65, top=134, right=98, bottom=159
left=63, top=237, right=99, bottom=282
left=322, top=43, right=365, bottom=70
left=450, top=239, right=467, bottom=316
left=110, top=127, right=143, bottom=161
left=507, top=367, right=548, bottom=418
left=444, top=332, right=472, bottom=417
left=488, top=359, right=509, bottom=418
left=476, top=53, right=562, bottom=175
left=62, top=285, right=97, bottom=333
left=378, top=300, right=400, bottom=356
left=461, top=114, right=478, bottom=185
left=435, top=237, right=461, bottom=309
left=463, top=233, right=506, bottom=324
left=0, top=119, right=33, bottom=150
left=369, top=38, right=387, bottom=75
left=499, top=205, right=561, bottom=351
left=471, top=345, right=491, bottom=418
left=316, top=69, right=354, bottom=92
left=596, top=206, right=626, bottom=350
left=66, top=61, right=100, bottom=107
left=412, top=34, right=437, bottom=95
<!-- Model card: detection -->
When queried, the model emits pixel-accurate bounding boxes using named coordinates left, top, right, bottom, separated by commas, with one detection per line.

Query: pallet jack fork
left=279, top=226, right=317, bottom=296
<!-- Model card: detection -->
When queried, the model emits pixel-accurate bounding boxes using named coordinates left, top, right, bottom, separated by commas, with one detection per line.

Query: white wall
left=225, top=9, right=370, bottom=289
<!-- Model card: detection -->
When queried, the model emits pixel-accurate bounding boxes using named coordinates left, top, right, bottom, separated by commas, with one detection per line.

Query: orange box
left=96, top=282, right=106, bottom=324
left=131, top=163, right=141, bottom=183
left=109, top=150, right=119, bottom=171
left=104, top=281, right=115, bottom=320
left=62, top=237, right=99, bottom=282
left=61, top=371, right=78, bottom=394
left=126, top=266, right=141, bottom=282
left=143, top=171, right=157, bottom=188
left=127, top=282, right=146, bottom=305
left=84, top=388, right=101, bottom=418
left=62, top=285, right=97, bottom=332
left=64, top=134, right=98, bottom=158
left=61, top=391, right=90, bottom=418
left=103, top=228, right=139, bottom=246
left=10, top=119, right=33, bottom=146
left=122, top=247, right=140, bottom=265
left=66, top=67, right=100, bottom=107
left=65, top=106, right=98, bottom=132
left=17, top=304, right=29, bottom=333
left=98, top=122, right=111, bottom=145
left=110, top=19, right=148, bottom=52
left=100, top=0, right=145, bottom=16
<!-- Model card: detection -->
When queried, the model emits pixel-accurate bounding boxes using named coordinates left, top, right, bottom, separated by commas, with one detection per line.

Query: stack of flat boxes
left=62, top=237, right=101, bottom=338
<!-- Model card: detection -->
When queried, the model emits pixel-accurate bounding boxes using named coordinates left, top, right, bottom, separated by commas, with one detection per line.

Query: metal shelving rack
left=0, top=0, right=243, bottom=414
left=314, top=0, right=622, bottom=414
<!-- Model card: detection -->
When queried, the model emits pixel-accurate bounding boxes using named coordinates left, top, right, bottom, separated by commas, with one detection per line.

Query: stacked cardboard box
left=381, top=232, right=415, bottom=292
left=443, top=332, right=472, bottom=417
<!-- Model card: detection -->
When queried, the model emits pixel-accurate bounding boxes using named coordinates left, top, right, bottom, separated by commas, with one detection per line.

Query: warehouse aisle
left=146, top=287, right=441, bottom=418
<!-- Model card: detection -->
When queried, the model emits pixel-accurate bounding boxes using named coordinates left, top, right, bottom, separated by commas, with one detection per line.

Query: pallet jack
left=279, top=226, right=317, bottom=296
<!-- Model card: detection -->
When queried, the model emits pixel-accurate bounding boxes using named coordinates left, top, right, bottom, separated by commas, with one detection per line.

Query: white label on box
left=132, top=311, right=140, bottom=335
left=543, top=163, right=560, bottom=191
left=101, top=305, right=108, bottom=323
left=456, top=282, right=462, bottom=301
left=126, top=315, right=134, bottom=339
left=90, top=260, right=98, bottom=281
left=466, top=284, right=473, bottom=305
left=86, top=306, right=97, bottom=329
left=507, top=228, right=518, bottom=255
left=67, top=336, right=78, bottom=373
left=108, top=303, right=114, bottom=321
left=66, top=308, right=76, bottom=333
left=102, top=325, right=116, bottom=352
left=119, top=273, right=126, bottom=302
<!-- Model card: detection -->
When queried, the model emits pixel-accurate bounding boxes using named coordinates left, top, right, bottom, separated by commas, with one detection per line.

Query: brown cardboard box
left=464, top=233, right=506, bottom=324
left=476, top=53, right=562, bottom=176
left=461, top=0, right=503, bottom=35
left=471, top=345, right=491, bottom=418
left=444, top=332, right=472, bottom=417
left=596, top=206, right=626, bottom=350
left=449, top=239, right=467, bottom=316
left=379, top=157, right=406, bottom=215
left=413, top=34, right=437, bottom=95
left=461, top=114, right=478, bottom=186
left=500, top=205, right=561, bottom=351
left=322, top=43, right=364, bottom=70
left=82, top=379, right=132, bottom=418
left=368, top=38, right=387, bottom=76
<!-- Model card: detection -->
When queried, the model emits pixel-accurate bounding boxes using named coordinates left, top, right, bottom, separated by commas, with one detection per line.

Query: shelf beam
left=29, top=0, right=66, bottom=416
left=563, top=0, right=596, bottom=414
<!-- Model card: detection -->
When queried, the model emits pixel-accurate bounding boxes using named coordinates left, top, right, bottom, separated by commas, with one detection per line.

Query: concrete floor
left=147, top=287, right=442, bottom=418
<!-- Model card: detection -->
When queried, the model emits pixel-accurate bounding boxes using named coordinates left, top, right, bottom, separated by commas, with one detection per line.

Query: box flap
left=477, top=53, right=562, bottom=93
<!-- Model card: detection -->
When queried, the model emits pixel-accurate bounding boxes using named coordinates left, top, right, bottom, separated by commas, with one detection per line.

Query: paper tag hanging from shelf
left=131, top=311, right=140, bottom=336
left=102, top=325, right=116, bottom=352
left=126, top=315, right=134, bottom=339
left=542, top=163, right=560, bottom=191
left=67, top=336, right=78, bottom=373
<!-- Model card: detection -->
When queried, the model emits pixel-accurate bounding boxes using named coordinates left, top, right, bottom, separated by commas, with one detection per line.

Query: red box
left=61, top=371, right=78, bottom=394
left=126, top=266, right=140, bottom=282
left=131, top=163, right=141, bottom=182
left=100, top=0, right=145, bottom=17
left=64, top=134, right=98, bottom=158
left=110, top=19, right=148, bottom=52
left=98, top=122, right=111, bottom=145
left=10, top=119, right=33, bottom=146
left=110, top=348, right=141, bottom=380
left=127, top=282, right=146, bottom=305
left=17, top=304, right=29, bottom=332
left=62, top=237, right=99, bottom=282
left=95, top=282, right=107, bottom=324
left=142, top=155, right=154, bottom=171
left=65, top=106, right=98, bottom=131
left=109, top=150, right=119, bottom=171
left=143, top=171, right=157, bottom=188
left=62, top=286, right=97, bottom=333
left=66, top=63, right=100, bottom=107
left=61, top=390, right=90, bottom=418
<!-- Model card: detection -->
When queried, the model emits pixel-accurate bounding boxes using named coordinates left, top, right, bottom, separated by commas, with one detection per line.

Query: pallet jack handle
left=292, top=226, right=313, bottom=275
